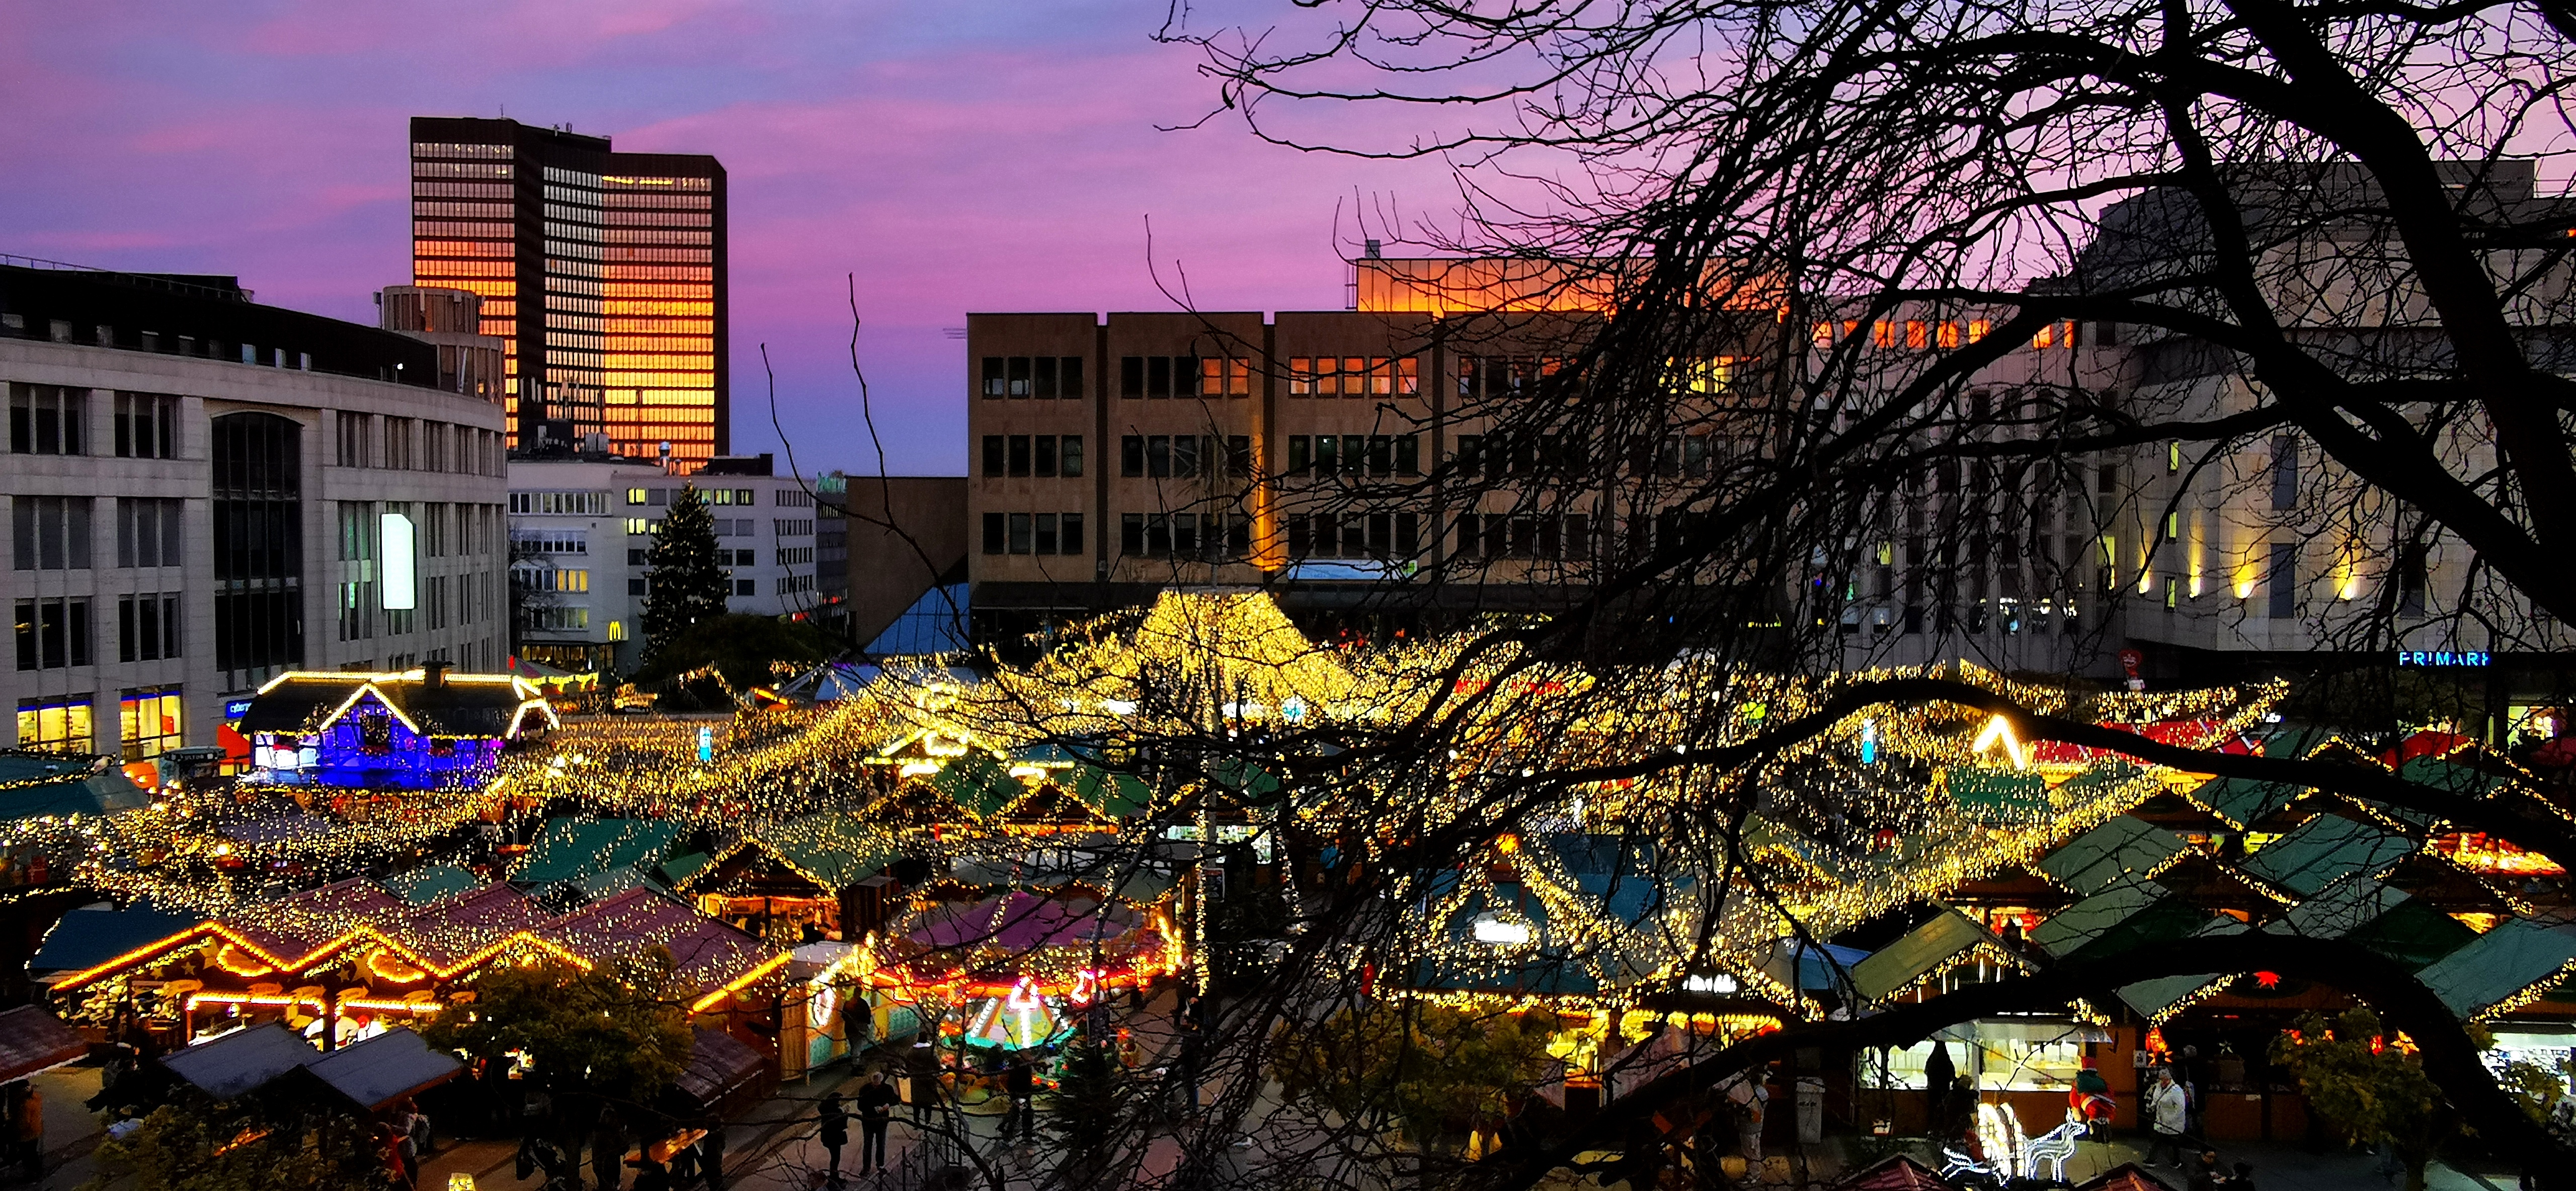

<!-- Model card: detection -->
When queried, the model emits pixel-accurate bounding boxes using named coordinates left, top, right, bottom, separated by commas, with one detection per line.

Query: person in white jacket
left=2144, top=1067, right=2192, bottom=1168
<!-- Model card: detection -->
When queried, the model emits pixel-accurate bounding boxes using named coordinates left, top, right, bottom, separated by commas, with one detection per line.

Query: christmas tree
left=641, top=484, right=731, bottom=662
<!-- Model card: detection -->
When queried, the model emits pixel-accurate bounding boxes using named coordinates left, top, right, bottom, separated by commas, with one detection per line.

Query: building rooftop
left=0, top=259, right=439, bottom=386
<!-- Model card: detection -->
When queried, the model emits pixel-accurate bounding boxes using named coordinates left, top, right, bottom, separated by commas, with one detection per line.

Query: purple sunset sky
left=0, top=1, right=1461, bottom=476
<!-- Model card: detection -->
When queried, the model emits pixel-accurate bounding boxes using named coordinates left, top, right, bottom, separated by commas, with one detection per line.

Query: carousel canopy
left=909, top=891, right=1143, bottom=953
left=864, top=583, right=971, bottom=657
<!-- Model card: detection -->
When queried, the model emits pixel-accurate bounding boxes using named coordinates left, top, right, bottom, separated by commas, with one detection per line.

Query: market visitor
left=817, top=1091, right=850, bottom=1184
left=2145, top=1067, right=2192, bottom=1168
left=854, top=1070, right=900, bottom=1174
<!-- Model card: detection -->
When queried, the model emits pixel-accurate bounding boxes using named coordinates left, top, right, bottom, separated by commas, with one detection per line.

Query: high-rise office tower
left=409, top=117, right=728, bottom=464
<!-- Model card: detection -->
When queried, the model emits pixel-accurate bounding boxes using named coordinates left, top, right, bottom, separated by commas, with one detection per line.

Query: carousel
left=859, top=879, right=1184, bottom=1100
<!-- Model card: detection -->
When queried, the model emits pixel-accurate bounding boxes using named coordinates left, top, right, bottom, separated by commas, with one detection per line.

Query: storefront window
left=120, top=687, right=182, bottom=760
left=1881, top=1020, right=2095, bottom=1093
left=16, top=696, right=92, bottom=752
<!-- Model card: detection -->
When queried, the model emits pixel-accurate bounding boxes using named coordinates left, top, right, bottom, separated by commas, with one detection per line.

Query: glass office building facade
left=409, top=117, right=727, bottom=465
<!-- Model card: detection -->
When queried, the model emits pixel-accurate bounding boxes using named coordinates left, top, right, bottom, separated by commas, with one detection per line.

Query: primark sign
left=2395, top=650, right=2492, bottom=667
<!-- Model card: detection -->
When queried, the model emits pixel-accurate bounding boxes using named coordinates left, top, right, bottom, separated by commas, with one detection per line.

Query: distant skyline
left=0, top=1, right=1459, bottom=476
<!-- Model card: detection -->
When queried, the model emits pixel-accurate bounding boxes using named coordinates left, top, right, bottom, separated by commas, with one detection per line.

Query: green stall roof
left=1068, top=765, right=1151, bottom=819
left=2115, top=917, right=2249, bottom=1019
left=0, top=753, right=149, bottom=820
left=932, top=752, right=1022, bottom=821
left=2237, top=814, right=2416, bottom=898
left=2186, top=775, right=2305, bottom=831
left=2029, top=882, right=2210, bottom=965
left=510, top=819, right=683, bottom=886
left=2037, top=817, right=2186, bottom=896
left=380, top=865, right=478, bottom=906
left=760, top=811, right=902, bottom=890
left=2419, top=919, right=2576, bottom=1017
left=1850, top=909, right=1993, bottom=1002
left=2396, top=755, right=2517, bottom=800
left=2262, top=880, right=2474, bottom=971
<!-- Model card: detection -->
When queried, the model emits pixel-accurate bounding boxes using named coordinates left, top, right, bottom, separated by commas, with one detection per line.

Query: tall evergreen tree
left=641, top=484, right=730, bottom=661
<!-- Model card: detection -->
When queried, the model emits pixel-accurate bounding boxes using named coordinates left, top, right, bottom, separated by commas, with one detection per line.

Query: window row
left=981, top=435, right=1085, bottom=478
left=1289, top=357, right=1416, bottom=398
left=511, top=490, right=610, bottom=516
left=1456, top=357, right=1574, bottom=401
left=980, top=356, right=1087, bottom=399
left=335, top=413, right=505, bottom=475
left=1118, top=512, right=1247, bottom=560
left=341, top=570, right=497, bottom=641
left=15, top=597, right=91, bottom=670
left=1286, top=435, right=1419, bottom=479
left=1288, top=512, right=1422, bottom=560
left=12, top=387, right=178, bottom=458
left=511, top=567, right=590, bottom=593
left=618, top=486, right=805, bottom=507
left=1809, top=319, right=2078, bottom=351
left=1454, top=513, right=1596, bottom=561
left=1119, top=356, right=1248, bottom=400
left=981, top=512, right=1087, bottom=556
left=1120, top=435, right=1251, bottom=479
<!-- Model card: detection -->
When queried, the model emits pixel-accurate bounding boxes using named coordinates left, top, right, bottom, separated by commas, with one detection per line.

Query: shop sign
left=2396, top=650, right=2491, bottom=667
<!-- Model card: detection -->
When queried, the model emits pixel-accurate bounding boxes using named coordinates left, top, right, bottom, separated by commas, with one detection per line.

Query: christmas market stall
left=672, top=810, right=904, bottom=947
left=45, top=877, right=789, bottom=1054
left=237, top=667, right=556, bottom=790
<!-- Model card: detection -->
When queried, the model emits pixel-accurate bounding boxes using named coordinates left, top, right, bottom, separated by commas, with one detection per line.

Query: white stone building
left=506, top=452, right=823, bottom=674
left=0, top=263, right=510, bottom=761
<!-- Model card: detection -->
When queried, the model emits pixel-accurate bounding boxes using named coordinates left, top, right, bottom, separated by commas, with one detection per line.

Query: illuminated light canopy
left=1972, top=714, right=2031, bottom=770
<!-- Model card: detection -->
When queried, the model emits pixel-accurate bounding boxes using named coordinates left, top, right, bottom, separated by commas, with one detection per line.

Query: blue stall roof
left=34, top=902, right=203, bottom=977
left=865, top=584, right=971, bottom=657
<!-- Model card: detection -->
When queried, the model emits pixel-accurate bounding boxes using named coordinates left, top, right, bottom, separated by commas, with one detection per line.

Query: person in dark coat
left=817, top=1092, right=850, bottom=1184
left=853, top=1071, right=900, bottom=1174
left=1005, top=1058, right=1036, bottom=1143
left=591, top=1115, right=626, bottom=1191
left=1922, top=1041, right=1956, bottom=1139
left=696, top=1127, right=727, bottom=1191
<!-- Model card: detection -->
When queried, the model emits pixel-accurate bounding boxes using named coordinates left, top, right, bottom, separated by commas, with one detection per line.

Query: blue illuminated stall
left=237, top=665, right=555, bottom=790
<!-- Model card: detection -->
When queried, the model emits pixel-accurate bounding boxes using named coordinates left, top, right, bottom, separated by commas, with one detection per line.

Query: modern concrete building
left=963, top=257, right=1771, bottom=641
left=818, top=473, right=967, bottom=647
left=971, top=199, right=2575, bottom=730
left=409, top=117, right=727, bottom=465
left=0, top=261, right=511, bottom=761
left=506, top=452, right=822, bottom=674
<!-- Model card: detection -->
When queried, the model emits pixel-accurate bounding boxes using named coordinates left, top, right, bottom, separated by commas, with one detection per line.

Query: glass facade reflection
left=410, top=118, right=727, bottom=465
